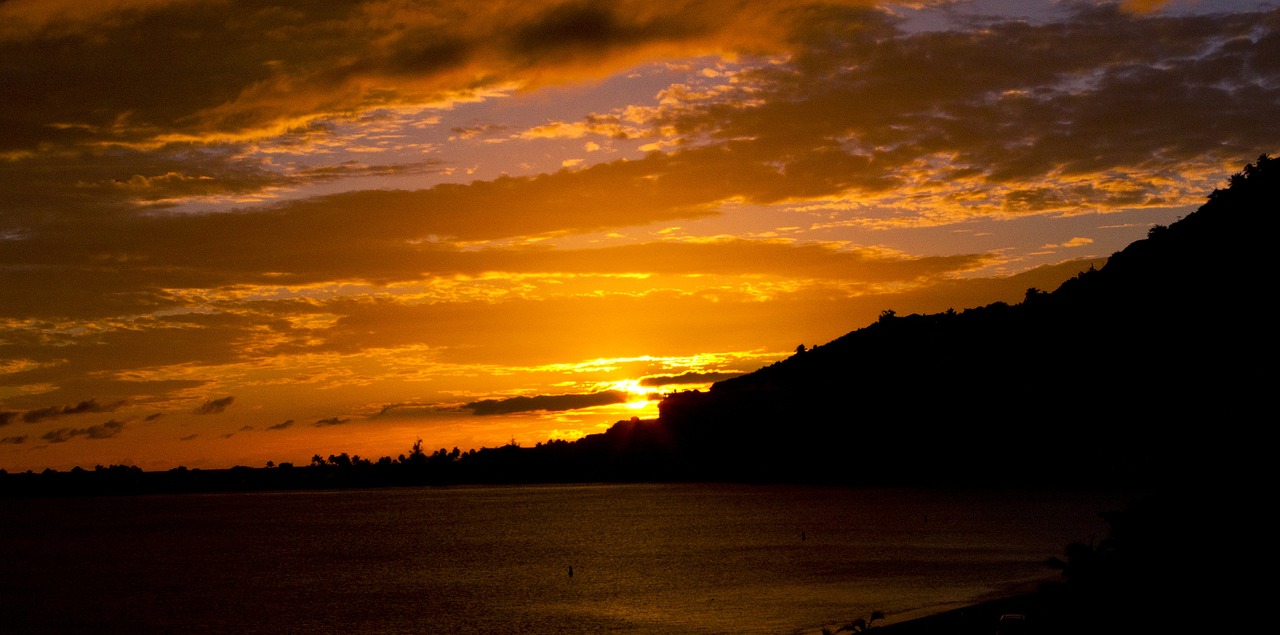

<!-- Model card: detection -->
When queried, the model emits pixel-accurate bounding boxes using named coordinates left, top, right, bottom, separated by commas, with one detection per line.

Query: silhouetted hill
left=652, top=154, right=1275, bottom=487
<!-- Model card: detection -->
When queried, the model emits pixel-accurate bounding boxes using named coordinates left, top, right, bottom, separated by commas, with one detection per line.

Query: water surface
left=1, top=483, right=1127, bottom=634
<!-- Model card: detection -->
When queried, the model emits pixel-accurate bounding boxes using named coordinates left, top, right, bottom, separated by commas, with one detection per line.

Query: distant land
left=3, top=154, right=1274, bottom=497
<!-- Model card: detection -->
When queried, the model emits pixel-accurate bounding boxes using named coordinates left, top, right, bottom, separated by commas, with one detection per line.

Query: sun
left=608, top=378, right=658, bottom=412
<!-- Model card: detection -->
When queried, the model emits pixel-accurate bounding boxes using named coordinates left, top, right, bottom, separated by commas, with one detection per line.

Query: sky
left=1, top=0, right=1276, bottom=472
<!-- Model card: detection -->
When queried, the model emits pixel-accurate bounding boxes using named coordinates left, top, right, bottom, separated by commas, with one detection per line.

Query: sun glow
left=608, top=378, right=656, bottom=397
left=604, top=378, right=661, bottom=414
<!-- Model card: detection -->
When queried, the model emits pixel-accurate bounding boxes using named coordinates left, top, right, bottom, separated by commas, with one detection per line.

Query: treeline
left=0, top=423, right=682, bottom=497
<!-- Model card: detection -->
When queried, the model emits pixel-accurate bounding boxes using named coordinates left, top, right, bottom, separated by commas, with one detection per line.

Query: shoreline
left=872, top=593, right=1037, bottom=635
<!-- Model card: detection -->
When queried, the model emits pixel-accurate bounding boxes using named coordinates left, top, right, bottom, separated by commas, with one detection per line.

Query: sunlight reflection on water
left=1, top=483, right=1127, bottom=634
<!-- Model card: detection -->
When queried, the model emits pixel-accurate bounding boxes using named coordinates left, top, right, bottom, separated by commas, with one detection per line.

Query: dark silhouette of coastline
left=1, top=154, right=1274, bottom=498
left=866, top=484, right=1258, bottom=635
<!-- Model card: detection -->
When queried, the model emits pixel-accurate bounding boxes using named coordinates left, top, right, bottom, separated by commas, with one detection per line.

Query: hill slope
left=650, top=154, right=1276, bottom=487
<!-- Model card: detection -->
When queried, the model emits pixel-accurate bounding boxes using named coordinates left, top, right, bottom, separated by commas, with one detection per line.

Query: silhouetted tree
left=402, top=438, right=428, bottom=465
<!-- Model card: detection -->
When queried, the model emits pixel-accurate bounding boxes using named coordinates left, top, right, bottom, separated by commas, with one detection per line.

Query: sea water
left=0, top=483, right=1127, bottom=634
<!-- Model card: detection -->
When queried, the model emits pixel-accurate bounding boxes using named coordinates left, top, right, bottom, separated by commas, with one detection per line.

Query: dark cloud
left=0, top=412, right=16, bottom=427
left=0, top=0, right=803, bottom=154
left=15, top=408, right=53, bottom=424
left=374, top=403, right=446, bottom=418
left=41, top=420, right=125, bottom=444
left=650, top=5, right=1280, bottom=211
left=1, top=435, right=26, bottom=444
left=194, top=396, right=235, bottom=415
left=508, top=2, right=692, bottom=62
left=266, top=419, right=295, bottom=430
left=221, top=425, right=254, bottom=439
left=294, top=160, right=444, bottom=183
left=180, top=434, right=199, bottom=441
left=0, top=2, right=460, bottom=154
left=21, top=399, right=127, bottom=424
left=0, top=381, right=207, bottom=417
left=314, top=417, right=351, bottom=427
left=640, top=371, right=743, bottom=386
left=466, top=390, right=628, bottom=415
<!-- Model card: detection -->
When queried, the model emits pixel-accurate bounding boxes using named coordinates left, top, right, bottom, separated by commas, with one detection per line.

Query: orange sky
left=2, top=0, right=1277, bottom=472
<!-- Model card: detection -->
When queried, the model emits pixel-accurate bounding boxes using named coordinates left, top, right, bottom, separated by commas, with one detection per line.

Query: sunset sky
left=2, top=0, right=1276, bottom=472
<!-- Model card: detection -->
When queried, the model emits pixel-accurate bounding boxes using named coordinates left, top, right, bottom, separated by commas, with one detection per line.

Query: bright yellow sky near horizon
left=2, top=0, right=1277, bottom=472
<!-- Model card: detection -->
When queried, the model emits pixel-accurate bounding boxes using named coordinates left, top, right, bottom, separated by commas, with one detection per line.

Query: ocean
left=0, top=483, right=1128, bottom=634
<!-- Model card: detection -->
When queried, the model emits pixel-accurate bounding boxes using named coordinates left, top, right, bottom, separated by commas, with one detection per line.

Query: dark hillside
left=654, top=155, right=1276, bottom=487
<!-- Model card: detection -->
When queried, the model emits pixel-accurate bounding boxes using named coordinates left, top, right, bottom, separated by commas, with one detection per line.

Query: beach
left=874, top=594, right=1036, bottom=635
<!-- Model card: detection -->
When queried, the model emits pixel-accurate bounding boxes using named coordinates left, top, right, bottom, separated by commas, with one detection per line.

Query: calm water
left=0, top=483, right=1128, bottom=634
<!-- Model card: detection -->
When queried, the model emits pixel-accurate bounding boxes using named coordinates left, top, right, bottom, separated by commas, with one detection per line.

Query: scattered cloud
left=314, top=417, right=351, bottom=427
left=41, top=420, right=126, bottom=444
left=374, top=403, right=450, bottom=419
left=640, top=371, right=743, bottom=386
left=220, top=424, right=255, bottom=439
left=466, top=391, right=629, bottom=415
left=193, top=396, right=235, bottom=415
left=267, top=419, right=295, bottom=431
left=21, top=399, right=127, bottom=424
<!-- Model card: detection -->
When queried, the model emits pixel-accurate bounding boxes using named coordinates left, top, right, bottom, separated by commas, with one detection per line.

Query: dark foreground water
left=0, top=483, right=1128, bottom=634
